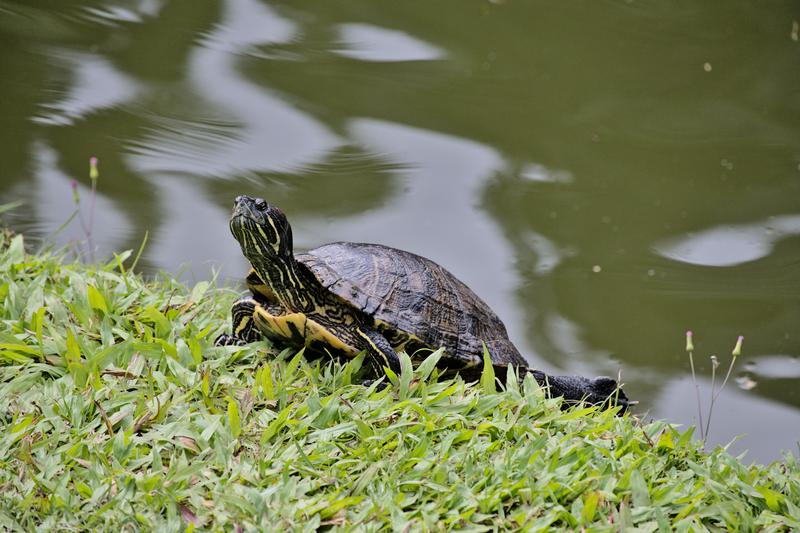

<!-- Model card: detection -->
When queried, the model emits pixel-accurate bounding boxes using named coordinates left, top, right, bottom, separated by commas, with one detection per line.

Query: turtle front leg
left=215, top=296, right=263, bottom=346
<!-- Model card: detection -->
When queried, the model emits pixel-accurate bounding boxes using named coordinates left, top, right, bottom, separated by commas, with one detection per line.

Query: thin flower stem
left=705, top=356, right=718, bottom=440
left=76, top=203, right=90, bottom=262
left=713, top=357, right=737, bottom=404
left=713, top=337, right=743, bottom=405
left=87, top=178, right=96, bottom=262
left=688, top=350, right=704, bottom=441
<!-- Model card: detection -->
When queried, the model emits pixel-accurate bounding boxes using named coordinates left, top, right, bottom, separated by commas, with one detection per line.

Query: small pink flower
left=89, top=156, right=99, bottom=181
left=685, top=330, right=694, bottom=352
left=70, top=180, right=80, bottom=203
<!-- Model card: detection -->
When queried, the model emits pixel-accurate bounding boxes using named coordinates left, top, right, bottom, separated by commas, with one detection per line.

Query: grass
left=0, top=230, right=799, bottom=532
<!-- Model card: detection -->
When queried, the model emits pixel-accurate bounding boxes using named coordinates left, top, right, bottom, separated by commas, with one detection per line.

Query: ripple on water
left=33, top=51, right=139, bottom=126
left=520, top=163, right=574, bottom=184
left=81, top=0, right=164, bottom=26
left=127, top=0, right=338, bottom=178
left=334, top=23, right=446, bottom=62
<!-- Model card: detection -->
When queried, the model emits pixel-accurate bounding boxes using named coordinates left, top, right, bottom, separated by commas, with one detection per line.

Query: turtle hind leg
left=355, top=327, right=402, bottom=378
left=214, top=296, right=262, bottom=346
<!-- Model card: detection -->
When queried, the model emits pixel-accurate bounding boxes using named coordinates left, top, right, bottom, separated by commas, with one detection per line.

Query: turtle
left=215, top=195, right=630, bottom=411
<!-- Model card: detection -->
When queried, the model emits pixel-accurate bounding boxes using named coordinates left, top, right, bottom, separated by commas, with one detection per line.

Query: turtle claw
left=214, top=333, right=246, bottom=347
left=361, top=378, right=388, bottom=391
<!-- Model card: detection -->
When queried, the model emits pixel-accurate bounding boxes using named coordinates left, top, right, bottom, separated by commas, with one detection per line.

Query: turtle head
left=229, top=195, right=293, bottom=261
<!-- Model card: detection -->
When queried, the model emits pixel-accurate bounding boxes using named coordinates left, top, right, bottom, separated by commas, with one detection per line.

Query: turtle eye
left=255, top=199, right=267, bottom=210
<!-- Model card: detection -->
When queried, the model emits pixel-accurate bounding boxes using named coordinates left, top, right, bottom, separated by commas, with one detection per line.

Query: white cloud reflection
left=654, top=214, right=800, bottom=267
left=335, top=23, right=445, bottom=62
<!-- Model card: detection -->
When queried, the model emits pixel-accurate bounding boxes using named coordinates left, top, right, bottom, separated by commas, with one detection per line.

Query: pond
left=1, top=0, right=798, bottom=463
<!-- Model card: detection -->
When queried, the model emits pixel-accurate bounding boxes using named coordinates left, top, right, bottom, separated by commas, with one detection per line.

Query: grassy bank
left=1, top=232, right=798, bottom=532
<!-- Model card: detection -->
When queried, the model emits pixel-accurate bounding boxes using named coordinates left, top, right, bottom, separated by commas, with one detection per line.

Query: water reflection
left=653, top=377, right=800, bottom=464
left=518, top=228, right=567, bottom=275
left=201, top=0, right=294, bottom=52
left=747, top=355, right=800, bottom=380
left=655, top=215, right=800, bottom=267
left=129, top=0, right=340, bottom=177
left=16, top=142, right=130, bottom=256
left=82, top=0, right=165, bottom=25
left=315, top=118, right=527, bottom=353
left=33, top=51, right=139, bottom=126
left=335, top=23, right=445, bottom=62
left=147, top=175, right=245, bottom=280
left=520, top=163, right=574, bottom=185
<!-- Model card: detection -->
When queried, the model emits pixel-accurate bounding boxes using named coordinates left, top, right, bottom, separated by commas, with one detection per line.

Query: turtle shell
left=295, top=242, right=527, bottom=368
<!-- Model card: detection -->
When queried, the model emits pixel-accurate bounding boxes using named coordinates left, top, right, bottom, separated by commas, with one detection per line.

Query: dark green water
left=1, top=0, right=799, bottom=462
